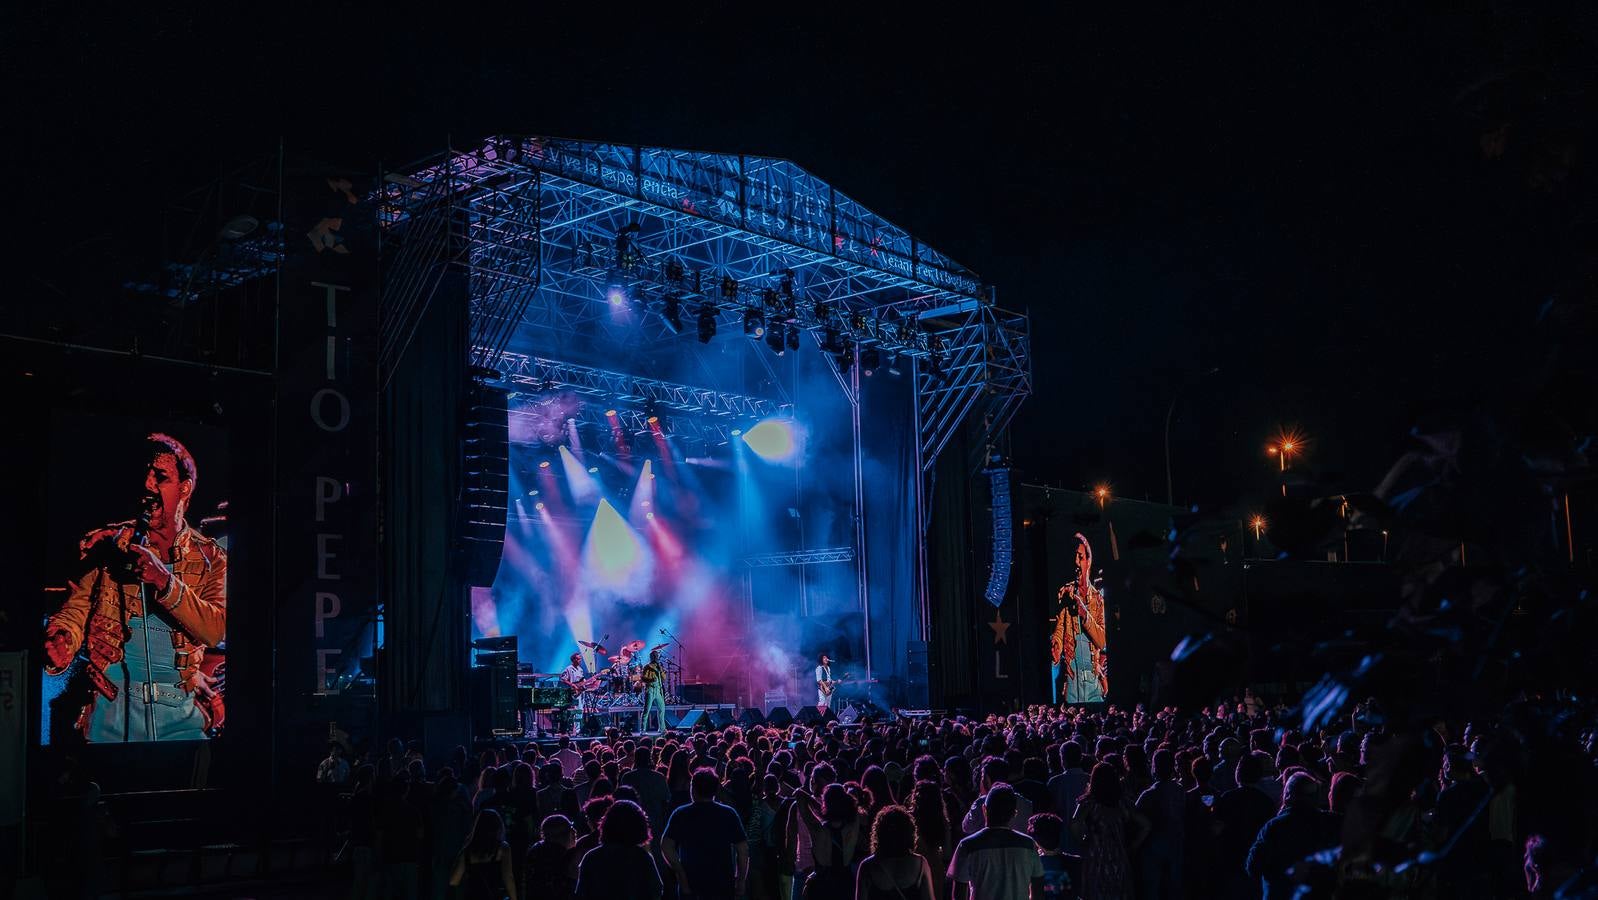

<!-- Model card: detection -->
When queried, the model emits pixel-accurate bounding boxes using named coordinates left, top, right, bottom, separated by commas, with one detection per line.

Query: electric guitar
left=817, top=673, right=855, bottom=697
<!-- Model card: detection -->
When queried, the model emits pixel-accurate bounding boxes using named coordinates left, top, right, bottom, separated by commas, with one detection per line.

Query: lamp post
left=1265, top=432, right=1304, bottom=497
left=1164, top=367, right=1220, bottom=506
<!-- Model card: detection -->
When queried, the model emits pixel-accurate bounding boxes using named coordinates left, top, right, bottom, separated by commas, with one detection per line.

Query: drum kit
left=530, top=636, right=680, bottom=734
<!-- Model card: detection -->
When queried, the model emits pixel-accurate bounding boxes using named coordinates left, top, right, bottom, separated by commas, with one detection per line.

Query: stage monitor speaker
left=765, top=707, right=793, bottom=728
left=708, top=708, right=735, bottom=729
left=795, top=706, right=827, bottom=724
left=459, top=382, right=509, bottom=587
left=737, top=708, right=765, bottom=727
left=674, top=708, right=709, bottom=730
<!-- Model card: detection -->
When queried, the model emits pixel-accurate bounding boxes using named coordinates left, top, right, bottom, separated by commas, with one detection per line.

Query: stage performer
left=814, top=651, right=835, bottom=712
left=1050, top=533, right=1107, bottom=705
left=639, top=648, right=667, bottom=734
left=43, top=433, right=226, bottom=742
left=560, top=652, right=589, bottom=735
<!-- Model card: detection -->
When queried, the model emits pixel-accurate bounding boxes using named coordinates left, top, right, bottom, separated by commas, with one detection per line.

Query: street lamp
left=1266, top=430, right=1305, bottom=496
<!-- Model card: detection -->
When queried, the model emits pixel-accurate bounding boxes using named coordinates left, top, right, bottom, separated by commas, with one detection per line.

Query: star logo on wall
left=989, top=608, right=1010, bottom=644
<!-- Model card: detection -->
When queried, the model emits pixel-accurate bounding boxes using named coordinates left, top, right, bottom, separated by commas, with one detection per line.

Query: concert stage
left=375, top=137, right=1031, bottom=743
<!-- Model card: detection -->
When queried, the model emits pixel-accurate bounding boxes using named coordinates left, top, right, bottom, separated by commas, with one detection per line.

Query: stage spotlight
left=644, top=400, right=660, bottom=424
left=662, top=293, right=683, bottom=334
left=605, top=271, right=627, bottom=305
left=822, top=325, right=843, bottom=353
left=696, top=304, right=718, bottom=343
left=535, top=501, right=546, bottom=511
left=615, top=223, right=641, bottom=271
left=720, top=274, right=739, bottom=300
left=785, top=325, right=801, bottom=351
left=887, top=352, right=902, bottom=376
left=605, top=409, right=618, bottom=418
left=664, top=257, right=686, bottom=284
left=765, top=322, right=786, bottom=355
left=743, top=307, right=766, bottom=339
left=588, top=466, right=599, bottom=473
left=860, top=346, right=881, bottom=376
left=815, top=298, right=833, bottom=323
left=646, top=512, right=655, bottom=520
left=742, top=419, right=799, bottom=462
left=731, top=428, right=743, bottom=436
left=539, top=460, right=551, bottom=468
left=835, top=344, right=855, bottom=371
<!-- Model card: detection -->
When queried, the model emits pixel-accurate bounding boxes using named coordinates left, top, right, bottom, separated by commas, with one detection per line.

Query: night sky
left=13, top=4, right=1595, bottom=510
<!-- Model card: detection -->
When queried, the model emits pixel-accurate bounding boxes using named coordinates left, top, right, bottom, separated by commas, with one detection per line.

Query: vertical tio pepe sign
left=310, top=281, right=349, bottom=694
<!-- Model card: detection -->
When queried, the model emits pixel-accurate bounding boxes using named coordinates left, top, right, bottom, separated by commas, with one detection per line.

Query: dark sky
left=12, top=3, right=1595, bottom=510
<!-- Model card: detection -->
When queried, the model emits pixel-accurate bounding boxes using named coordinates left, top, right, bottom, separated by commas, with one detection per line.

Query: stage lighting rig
left=720, top=274, right=740, bottom=300
left=662, top=292, right=683, bottom=334
left=785, top=325, right=801, bottom=352
left=697, top=303, right=718, bottom=343
left=605, top=271, right=628, bottom=305
left=664, top=257, right=686, bottom=284
left=835, top=343, right=855, bottom=372
left=860, top=346, right=881, bottom=376
left=765, top=323, right=787, bottom=355
left=821, top=324, right=844, bottom=353
left=815, top=298, right=834, bottom=323
left=743, top=307, right=767, bottom=339
left=615, top=223, right=642, bottom=272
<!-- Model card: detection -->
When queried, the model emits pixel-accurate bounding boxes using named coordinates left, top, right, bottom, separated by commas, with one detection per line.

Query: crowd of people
left=319, top=693, right=1594, bottom=899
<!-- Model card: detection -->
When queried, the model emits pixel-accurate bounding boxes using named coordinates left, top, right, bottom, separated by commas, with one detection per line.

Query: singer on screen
left=42, top=433, right=227, bottom=742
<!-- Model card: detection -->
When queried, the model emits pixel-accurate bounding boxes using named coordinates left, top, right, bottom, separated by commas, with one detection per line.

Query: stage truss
left=376, top=136, right=1032, bottom=670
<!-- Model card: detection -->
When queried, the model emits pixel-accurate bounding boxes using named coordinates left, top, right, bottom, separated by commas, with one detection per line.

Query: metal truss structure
left=741, top=548, right=855, bottom=568
left=378, top=137, right=1033, bottom=659
left=378, top=135, right=1031, bottom=472
left=493, top=350, right=780, bottom=420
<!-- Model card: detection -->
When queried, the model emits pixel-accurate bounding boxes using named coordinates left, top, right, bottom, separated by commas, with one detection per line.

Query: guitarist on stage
left=814, top=652, right=837, bottom=713
left=639, top=648, right=668, bottom=734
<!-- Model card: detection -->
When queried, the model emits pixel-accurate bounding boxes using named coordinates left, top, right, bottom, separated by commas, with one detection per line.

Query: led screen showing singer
left=41, top=430, right=228, bottom=743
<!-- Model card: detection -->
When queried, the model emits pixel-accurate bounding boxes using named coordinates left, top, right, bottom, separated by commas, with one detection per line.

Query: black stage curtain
left=861, top=369, right=920, bottom=706
left=926, top=424, right=982, bottom=710
left=380, top=271, right=468, bottom=722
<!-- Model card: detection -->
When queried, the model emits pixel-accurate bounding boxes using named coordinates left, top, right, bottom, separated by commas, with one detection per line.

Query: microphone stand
left=659, top=627, right=688, bottom=702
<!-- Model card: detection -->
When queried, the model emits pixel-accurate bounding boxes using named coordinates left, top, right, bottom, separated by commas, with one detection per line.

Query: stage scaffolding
left=377, top=136, right=1031, bottom=686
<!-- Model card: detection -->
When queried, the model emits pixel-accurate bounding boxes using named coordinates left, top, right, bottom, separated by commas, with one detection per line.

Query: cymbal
left=576, top=639, right=607, bottom=652
left=621, top=640, right=646, bottom=654
left=650, top=643, right=670, bottom=653
left=607, top=655, right=629, bottom=665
